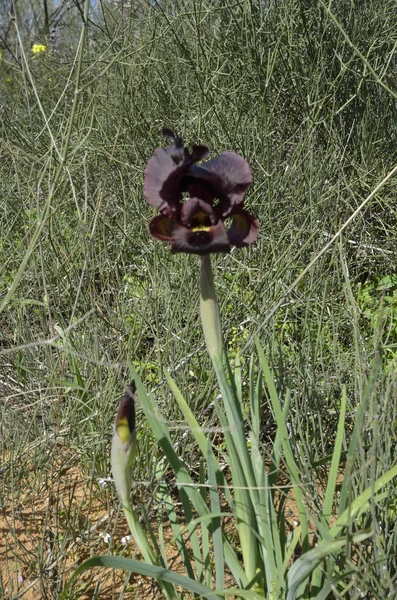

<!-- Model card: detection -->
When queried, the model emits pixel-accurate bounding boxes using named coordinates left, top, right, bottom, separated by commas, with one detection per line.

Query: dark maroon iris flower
left=144, top=130, right=259, bottom=255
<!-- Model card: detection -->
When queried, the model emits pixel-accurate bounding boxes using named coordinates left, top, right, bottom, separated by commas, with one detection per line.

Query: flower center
left=189, top=231, right=211, bottom=246
left=190, top=211, right=211, bottom=232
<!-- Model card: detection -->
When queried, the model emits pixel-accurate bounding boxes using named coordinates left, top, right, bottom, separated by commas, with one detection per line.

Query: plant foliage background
left=0, top=0, right=397, bottom=598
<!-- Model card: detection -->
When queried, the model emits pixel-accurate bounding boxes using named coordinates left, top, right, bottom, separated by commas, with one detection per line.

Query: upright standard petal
left=144, top=137, right=209, bottom=216
left=187, top=152, right=252, bottom=216
left=144, top=147, right=185, bottom=216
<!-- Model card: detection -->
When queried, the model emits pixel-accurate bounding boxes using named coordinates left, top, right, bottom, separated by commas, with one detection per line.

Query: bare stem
left=200, top=255, right=223, bottom=359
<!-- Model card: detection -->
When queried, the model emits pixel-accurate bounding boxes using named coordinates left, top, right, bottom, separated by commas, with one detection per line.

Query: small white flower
left=121, top=535, right=132, bottom=545
left=100, top=532, right=111, bottom=543
left=98, top=477, right=112, bottom=488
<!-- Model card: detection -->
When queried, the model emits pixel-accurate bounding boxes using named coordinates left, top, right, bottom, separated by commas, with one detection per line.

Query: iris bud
left=111, top=382, right=137, bottom=504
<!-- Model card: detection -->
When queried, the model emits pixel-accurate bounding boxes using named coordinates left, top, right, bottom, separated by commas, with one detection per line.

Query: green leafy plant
left=358, top=274, right=397, bottom=368
left=2, top=1, right=397, bottom=598
left=64, top=253, right=397, bottom=599
left=63, top=135, right=397, bottom=599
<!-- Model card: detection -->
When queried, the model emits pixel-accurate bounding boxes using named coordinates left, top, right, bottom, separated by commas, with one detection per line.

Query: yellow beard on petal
left=190, top=211, right=212, bottom=232
left=192, top=225, right=211, bottom=232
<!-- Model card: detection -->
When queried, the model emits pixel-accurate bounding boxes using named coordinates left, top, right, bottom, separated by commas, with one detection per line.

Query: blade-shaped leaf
left=62, top=555, right=222, bottom=600
left=287, top=531, right=371, bottom=600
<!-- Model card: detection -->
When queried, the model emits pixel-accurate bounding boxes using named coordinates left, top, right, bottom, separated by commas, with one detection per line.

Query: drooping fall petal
left=171, top=221, right=230, bottom=255
left=227, top=208, right=259, bottom=247
left=149, top=215, right=174, bottom=241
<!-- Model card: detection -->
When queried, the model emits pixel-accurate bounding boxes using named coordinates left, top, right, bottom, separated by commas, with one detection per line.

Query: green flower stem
left=121, top=499, right=178, bottom=600
left=200, top=254, right=258, bottom=582
left=200, top=255, right=223, bottom=360
left=121, top=500, right=156, bottom=563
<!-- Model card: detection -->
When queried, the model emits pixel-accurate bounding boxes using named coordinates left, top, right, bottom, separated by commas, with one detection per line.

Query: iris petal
left=187, top=152, right=252, bottom=216
left=149, top=215, right=174, bottom=241
left=191, top=144, right=209, bottom=162
left=226, top=208, right=259, bottom=247
left=144, top=148, right=185, bottom=215
left=180, top=197, right=218, bottom=227
left=171, top=221, right=230, bottom=255
left=144, top=139, right=209, bottom=216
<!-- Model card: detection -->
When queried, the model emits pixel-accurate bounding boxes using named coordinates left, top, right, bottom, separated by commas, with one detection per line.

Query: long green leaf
left=134, top=369, right=205, bottom=591
left=208, top=441, right=224, bottom=591
left=199, top=459, right=212, bottom=588
left=249, top=430, right=280, bottom=594
left=62, top=555, right=222, bottom=599
left=311, top=388, right=347, bottom=593
left=165, top=370, right=210, bottom=458
left=338, top=359, right=381, bottom=515
left=129, top=363, right=247, bottom=587
left=255, top=341, right=309, bottom=553
left=212, top=356, right=260, bottom=580
left=250, top=355, right=262, bottom=439
left=214, top=398, right=259, bottom=582
left=323, top=387, right=346, bottom=524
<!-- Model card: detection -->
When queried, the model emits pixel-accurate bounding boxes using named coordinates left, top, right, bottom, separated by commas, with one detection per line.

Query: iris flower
left=144, top=130, right=259, bottom=255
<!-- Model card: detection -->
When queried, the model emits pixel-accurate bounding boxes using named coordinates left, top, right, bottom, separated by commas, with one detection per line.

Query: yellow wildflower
left=32, top=44, right=47, bottom=54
